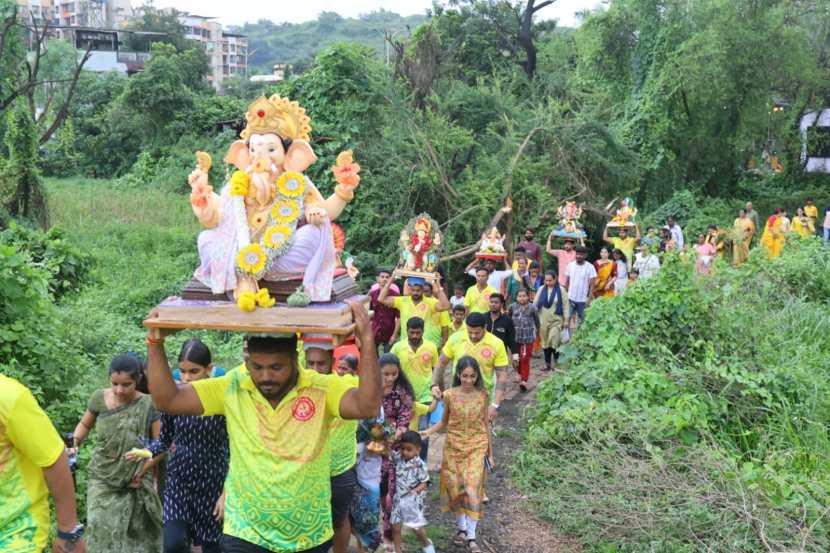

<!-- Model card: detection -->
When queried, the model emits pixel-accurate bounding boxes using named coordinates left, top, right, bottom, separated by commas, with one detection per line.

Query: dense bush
left=1, top=222, right=94, bottom=300
left=0, top=242, right=94, bottom=431
left=517, top=239, right=830, bottom=552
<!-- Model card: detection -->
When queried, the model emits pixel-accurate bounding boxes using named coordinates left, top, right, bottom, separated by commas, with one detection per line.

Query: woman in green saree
left=70, top=353, right=163, bottom=553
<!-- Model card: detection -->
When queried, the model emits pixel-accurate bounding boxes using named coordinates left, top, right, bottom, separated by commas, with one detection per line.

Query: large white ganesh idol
left=187, top=95, right=360, bottom=309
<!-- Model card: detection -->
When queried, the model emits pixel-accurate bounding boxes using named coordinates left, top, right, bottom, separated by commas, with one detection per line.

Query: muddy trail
left=396, top=358, right=580, bottom=553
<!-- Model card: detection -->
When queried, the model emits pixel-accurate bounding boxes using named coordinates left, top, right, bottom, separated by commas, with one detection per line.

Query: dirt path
left=411, top=357, right=580, bottom=553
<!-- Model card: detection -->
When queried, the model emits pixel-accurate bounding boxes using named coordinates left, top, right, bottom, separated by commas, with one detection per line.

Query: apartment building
left=51, top=0, right=131, bottom=28
left=15, top=0, right=53, bottom=25
left=177, top=12, right=249, bottom=90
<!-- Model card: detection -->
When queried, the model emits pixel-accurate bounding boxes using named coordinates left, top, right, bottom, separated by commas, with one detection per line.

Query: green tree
left=2, top=101, right=48, bottom=227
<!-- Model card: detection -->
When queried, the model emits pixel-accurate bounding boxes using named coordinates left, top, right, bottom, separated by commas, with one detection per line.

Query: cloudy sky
left=138, top=0, right=605, bottom=28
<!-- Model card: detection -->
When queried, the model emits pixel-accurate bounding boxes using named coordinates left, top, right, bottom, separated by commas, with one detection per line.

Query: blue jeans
left=570, top=300, right=587, bottom=321
left=824, top=227, right=830, bottom=243
left=418, top=411, right=430, bottom=461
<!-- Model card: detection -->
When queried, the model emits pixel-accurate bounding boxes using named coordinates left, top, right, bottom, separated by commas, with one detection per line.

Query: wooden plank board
left=144, top=295, right=367, bottom=336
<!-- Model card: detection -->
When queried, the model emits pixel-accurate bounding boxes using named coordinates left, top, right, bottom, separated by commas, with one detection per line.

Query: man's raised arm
left=433, top=278, right=451, bottom=311
left=339, top=301, right=382, bottom=419
left=377, top=274, right=397, bottom=308
left=145, top=310, right=205, bottom=416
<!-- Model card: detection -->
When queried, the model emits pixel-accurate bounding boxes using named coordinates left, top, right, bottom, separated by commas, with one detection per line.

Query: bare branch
left=439, top=205, right=511, bottom=262
left=40, top=46, right=91, bottom=144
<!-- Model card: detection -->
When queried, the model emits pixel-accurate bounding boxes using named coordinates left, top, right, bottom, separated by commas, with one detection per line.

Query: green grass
left=46, top=177, right=243, bottom=369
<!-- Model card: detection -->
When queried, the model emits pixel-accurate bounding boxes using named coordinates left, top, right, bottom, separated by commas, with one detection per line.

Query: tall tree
left=0, top=1, right=90, bottom=145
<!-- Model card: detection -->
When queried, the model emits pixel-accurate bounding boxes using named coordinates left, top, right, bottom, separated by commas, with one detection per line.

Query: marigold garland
left=230, top=171, right=250, bottom=197
left=276, top=171, right=305, bottom=198
left=237, top=291, right=257, bottom=312
left=255, top=288, right=276, bottom=308
left=271, top=199, right=300, bottom=224
left=237, top=243, right=267, bottom=275
left=263, top=225, right=292, bottom=249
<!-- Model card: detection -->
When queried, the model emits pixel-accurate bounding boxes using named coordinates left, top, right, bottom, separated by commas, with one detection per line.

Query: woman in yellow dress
left=760, top=209, right=785, bottom=258
left=791, top=207, right=815, bottom=238
left=593, top=247, right=615, bottom=298
left=421, top=355, right=491, bottom=553
left=732, top=208, right=755, bottom=266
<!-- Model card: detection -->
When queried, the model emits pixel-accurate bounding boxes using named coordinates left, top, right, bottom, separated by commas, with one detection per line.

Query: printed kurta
left=439, top=388, right=489, bottom=520
left=151, top=412, right=229, bottom=545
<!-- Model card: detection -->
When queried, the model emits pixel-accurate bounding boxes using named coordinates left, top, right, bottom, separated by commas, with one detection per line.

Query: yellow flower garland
left=276, top=171, right=305, bottom=198
left=255, top=288, right=276, bottom=308
left=263, top=225, right=292, bottom=249
left=271, top=199, right=300, bottom=224
left=237, top=291, right=257, bottom=312
left=237, top=243, right=267, bottom=275
left=230, top=171, right=250, bottom=197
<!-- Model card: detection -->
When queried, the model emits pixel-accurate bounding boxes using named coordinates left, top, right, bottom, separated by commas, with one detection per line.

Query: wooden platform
left=144, top=295, right=368, bottom=340
left=181, top=271, right=359, bottom=303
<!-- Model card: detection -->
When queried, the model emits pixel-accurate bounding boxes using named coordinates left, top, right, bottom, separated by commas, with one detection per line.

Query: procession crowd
left=2, top=199, right=828, bottom=553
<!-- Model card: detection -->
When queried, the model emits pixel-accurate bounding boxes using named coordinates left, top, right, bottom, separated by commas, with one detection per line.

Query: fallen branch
left=439, top=205, right=511, bottom=262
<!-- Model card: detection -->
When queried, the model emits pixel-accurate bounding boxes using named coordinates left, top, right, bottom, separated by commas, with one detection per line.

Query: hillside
left=235, top=10, right=427, bottom=72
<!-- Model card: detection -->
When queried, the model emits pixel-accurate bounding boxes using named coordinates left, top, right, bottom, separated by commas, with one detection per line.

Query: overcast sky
left=137, top=0, right=605, bottom=28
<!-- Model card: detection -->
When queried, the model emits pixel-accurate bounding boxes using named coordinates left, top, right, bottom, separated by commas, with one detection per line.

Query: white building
left=51, top=0, right=132, bottom=28
left=176, top=12, right=248, bottom=91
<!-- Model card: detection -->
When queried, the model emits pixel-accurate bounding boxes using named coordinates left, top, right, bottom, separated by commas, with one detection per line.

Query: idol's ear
left=223, top=140, right=251, bottom=170
left=283, top=139, right=317, bottom=173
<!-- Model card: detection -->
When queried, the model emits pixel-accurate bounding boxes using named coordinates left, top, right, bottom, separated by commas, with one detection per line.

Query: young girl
left=422, top=356, right=491, bottom=553
left=610, top=248, right=629, bottom=296
left=507, top=288, right=539, bottom=392
left=70, top=353, right=163, bottom=553
left=351, top=413, right=386, bottom=553
left=390, top=431, right=434, bottom=553
left=378, top=353, right=415, bottom=550
left=695, top=233, right=717, bottom=274
left=150, top=339, right=229, bottom=553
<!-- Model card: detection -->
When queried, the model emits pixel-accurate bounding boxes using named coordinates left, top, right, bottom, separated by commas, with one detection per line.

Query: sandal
left=468, top=539, right=482, bottom=552
left=453, top=529, right=467, bottom=545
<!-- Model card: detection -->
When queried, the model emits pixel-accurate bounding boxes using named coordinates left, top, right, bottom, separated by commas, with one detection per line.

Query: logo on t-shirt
left=480, top=347, right=493, bottom=359
left=291, top=396, right=316, bottom=422
left=421, top=352, right=433, bottom=363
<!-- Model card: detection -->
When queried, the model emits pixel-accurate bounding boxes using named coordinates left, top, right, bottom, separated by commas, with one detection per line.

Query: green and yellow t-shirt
left=441, top=331, right=509, bottom=394
left=329, top=374, right=359, bottom=477
left=192, top=368, right=356, bottom=551
left=393, top=296, right=439, bottom=343
left=610, top=236, right=637, bottom=263
left=423, top=308, right=450, bottom=349
left=464, top=284, right=497, bottom=314
left=390, top=340, right=438, bottom=404
left=0, top=375, right=65, bottom=552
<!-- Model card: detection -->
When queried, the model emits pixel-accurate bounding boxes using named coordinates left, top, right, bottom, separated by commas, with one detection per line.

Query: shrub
left=518, top=239, right=830, bottom=552
left=1, top=221, right=94, bottom=300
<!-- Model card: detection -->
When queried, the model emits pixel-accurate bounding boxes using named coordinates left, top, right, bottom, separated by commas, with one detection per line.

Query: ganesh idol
left=187, top=95, right=360, bottom=307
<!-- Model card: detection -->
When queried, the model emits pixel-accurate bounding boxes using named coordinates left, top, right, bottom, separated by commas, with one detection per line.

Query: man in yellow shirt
left=0, top=375, right=86, bottom=553
left=378, top=275, right=450, bottom=348
left=145, top=302, right=380, bottom=553
left=390, top=316, right=439, bottom=459
left=805, top=198, right=819, bottom=230
left=431, top=312, right=509, bottom=423
left=603, top=224, right=641, bottom=263
left=300, top=334, right=358, bottom=553
left=464, top=267, right=497, bottom=314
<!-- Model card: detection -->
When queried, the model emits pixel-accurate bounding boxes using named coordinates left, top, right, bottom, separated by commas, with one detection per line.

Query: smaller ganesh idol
left=550, top=200, right=587, bottom=242
left=476, top=226, right=507, bottom=261
left=606, top=197, right=638, bottom=231
left=397, top=213, right=443, bottom=279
